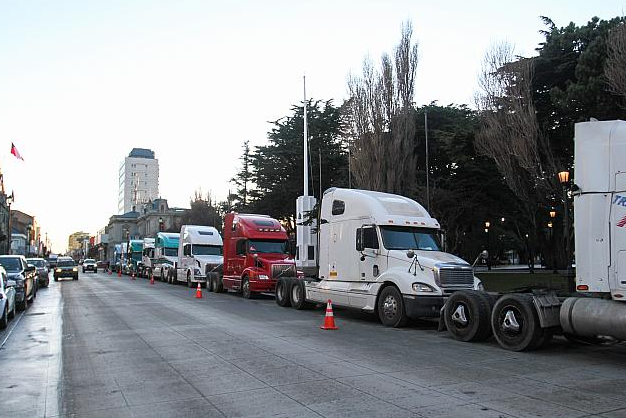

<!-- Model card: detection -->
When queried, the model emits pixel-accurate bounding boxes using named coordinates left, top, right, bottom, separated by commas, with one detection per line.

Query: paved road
left=2, top=272, right=626, bottom=417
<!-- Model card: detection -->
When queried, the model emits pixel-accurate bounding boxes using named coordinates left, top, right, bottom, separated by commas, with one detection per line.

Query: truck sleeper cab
left=153, top=232, right=179, bottom=283
left=278, top=188, right=480, bottom=327
left=140, top=238, right=155, bottom=278
left=212, top=213, right=296, bottom=299
left=176, top=225, right=223, bottom=287
left=127, top=240, right=143, bottom=276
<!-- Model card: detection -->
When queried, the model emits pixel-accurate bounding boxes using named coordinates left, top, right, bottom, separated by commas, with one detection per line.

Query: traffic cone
left=320, top=299, right=338, bottom=330
left=195, top=281, right=202, bottom=298
left=150, top=274, right=154, bottom=285
left=117, top=268, right=121, bottom=277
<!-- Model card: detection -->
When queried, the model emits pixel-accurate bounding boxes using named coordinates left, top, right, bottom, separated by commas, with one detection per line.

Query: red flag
left=10, top=143, right=24, bottom=161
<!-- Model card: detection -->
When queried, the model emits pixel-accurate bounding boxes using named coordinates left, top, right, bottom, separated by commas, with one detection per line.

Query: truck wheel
left=275, top=278, right=291, bottom=307
left=491, top=293, right=544, bottom=351
left=207, top=272, right=214, bottom=292
left=291, top=280, right=314, bottom=310
left=377, top=286, right=408, bottom=327
left=214, top=274, right=225, bottom=293
left=242, top=277, right=253, bottom=299
left=187, top=272, right=193, bottom=288
left=444, top=290, right=492, bottom=342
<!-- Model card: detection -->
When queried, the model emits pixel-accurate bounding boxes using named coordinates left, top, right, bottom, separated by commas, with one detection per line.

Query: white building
left=118, top=148, right=159, bottom=214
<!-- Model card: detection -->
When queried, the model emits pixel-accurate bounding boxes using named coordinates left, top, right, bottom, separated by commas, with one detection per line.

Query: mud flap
left=437, top=304, right=447, bottom=332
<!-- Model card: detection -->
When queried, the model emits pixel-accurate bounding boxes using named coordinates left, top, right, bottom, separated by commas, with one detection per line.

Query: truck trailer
left=174, top=225, right=223, bottom=287
left=275, top=187, right=481, bottom=327
left=208, top=213, right=297, bottom=298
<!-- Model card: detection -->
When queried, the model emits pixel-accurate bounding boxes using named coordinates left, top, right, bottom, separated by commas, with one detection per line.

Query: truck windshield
left=193, top=245, right=223, bottom=256
left=379, top=226, right=441, bottom=251
left=163, top=248, right=177, bottom=257
left=248, top=240, right=288, bottom=254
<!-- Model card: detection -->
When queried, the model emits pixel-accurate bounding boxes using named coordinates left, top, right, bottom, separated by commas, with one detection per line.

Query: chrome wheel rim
left=451, top=303, right=469, bottom=327
left=382, top=294, right=398, bottom=319
left=291, top=285, right=300, bottom=304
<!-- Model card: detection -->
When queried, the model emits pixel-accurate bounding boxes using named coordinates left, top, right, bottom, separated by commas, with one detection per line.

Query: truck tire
left=187, top=272, right=193, bottom=288
left=242, top=277, right=254, bottom=299
left=444, top=290, right=492, bottom=342
left=491, top=293, right=544, bottom=351
left=291, top=280, right=314, bottom=310
left=213, top=273, right=226, bottom=293
left=207, top=271, right=214, bottom=292
left=275, top=278, right=291, bottom=307
left=377, top=286, right=408, bottom=327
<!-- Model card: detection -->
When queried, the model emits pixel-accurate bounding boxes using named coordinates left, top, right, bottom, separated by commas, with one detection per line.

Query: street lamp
left=484, top=221, right=491, bottom=270
left=548, top=211, right=556, bottom=274
left=558, top=170, right=573, bottom=287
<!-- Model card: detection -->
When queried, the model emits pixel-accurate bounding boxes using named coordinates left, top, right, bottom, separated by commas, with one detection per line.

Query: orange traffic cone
left=320, top=299, right=338, bottom=330
left=195, top=282, right=202, bottom=298
left=117, top=268, right=121, bottom=277
left=150, top=274, right=155, bottom=285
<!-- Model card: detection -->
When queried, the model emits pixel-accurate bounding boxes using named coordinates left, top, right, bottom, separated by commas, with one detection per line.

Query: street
left=1, top=272, right=626, bottom=418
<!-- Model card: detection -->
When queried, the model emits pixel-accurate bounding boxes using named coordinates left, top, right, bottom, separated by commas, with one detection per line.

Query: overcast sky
left=0, top=0, right=623, bottom=253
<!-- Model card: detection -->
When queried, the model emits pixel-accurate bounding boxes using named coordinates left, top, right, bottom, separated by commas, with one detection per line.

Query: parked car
left=82, top=259, right=97, bottom=273
left=26, top=258, right=50, bottom=288
left=54, top=258, right=78, bottom=281
left=0, top=266, right=15, bottom=329
left=0, top=255, right=36, bottom=311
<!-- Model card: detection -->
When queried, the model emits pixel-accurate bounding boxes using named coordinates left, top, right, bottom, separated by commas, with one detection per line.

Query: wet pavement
left=2, top=271, right=626, bottom=417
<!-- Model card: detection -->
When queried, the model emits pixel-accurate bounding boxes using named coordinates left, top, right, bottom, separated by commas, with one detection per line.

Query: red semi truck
left=208, top=212, right=297, bottom=298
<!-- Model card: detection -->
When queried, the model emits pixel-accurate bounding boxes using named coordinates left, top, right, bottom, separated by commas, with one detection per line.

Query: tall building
left=118, top=148, right=159, bottom=214
left=68, top=231, right=90, bottom=253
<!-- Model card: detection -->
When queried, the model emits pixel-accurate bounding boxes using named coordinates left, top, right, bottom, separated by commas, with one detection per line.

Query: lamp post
left=7, top=192, right=13, bottom=255
left=548, top=209, right=556, bottom=274
left=484, top=221, right=491, bottom=270
left=558, top=171, right=573, bottom=287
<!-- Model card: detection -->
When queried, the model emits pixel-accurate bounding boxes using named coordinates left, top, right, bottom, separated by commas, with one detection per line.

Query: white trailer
left=175, top=225, right=223, bottom=287
left=278, top=188, right=481, bottom=327
left=140, top=238, right=155, bottom=278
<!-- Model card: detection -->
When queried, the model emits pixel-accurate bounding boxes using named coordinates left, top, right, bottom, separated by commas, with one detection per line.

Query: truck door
left=182, top=243, right=194, bottom=276
left=612, top=173, right=626, bottom=292
left=358, top=226, right=381, bottom=282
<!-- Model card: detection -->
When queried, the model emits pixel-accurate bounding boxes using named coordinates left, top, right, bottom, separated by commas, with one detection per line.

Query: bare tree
left=474, top=42, right=557, bottom=230
left=346, top=21, right=419, bottom=194
left=606, top=23, right=626, bottom=98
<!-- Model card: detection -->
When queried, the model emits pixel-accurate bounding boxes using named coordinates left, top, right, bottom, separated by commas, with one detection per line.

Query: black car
left=54, top=258, right=78, bottom=281
left=26, top=258, right=50, bottom=287
left=0, top=255, right=37, bottom=310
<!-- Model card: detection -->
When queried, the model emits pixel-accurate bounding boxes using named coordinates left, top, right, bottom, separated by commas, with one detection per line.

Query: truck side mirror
left=355, top=228, right=364, bottom=252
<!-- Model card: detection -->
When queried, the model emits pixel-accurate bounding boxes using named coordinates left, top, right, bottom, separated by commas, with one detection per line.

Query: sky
left=0, top=0, right=624, bottom=253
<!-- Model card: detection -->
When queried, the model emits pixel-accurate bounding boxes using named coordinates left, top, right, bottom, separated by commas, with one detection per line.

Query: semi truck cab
left=140, top=238, right=155, bottom=277
left=176, top=225, right=223, bottom=287
left=217, top=213, right=297, bottom=299
left=153, top=232, right=179, bottom=282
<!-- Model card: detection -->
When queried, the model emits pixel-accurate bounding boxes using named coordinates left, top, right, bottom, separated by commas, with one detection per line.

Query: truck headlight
left=412, top=282, right=435, bottom=292
left=258, top=274, right=269, bottom=280
left=56, top=268, right=62, bottom=273
left=73, top=268, right=78, bottom=272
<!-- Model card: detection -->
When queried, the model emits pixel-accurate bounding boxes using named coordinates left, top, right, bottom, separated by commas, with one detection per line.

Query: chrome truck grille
left=271, top=264, right=296, bottom=279
left=434, top=263, right=474, bottom=294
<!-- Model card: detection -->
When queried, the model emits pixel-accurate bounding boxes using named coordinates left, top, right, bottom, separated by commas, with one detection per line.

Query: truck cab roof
left=156, top=232, right=179, bottom=248
left=323, top=188, right=440, bottom=229
left=180, top=225, right=223, bottom=245
left=227, top=213, right=288, bottom=240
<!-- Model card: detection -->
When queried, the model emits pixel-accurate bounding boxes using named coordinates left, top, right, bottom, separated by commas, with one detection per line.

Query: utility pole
left=425, top=110, right=430, bottom=212
left=303, top=75, right=309, bottom=197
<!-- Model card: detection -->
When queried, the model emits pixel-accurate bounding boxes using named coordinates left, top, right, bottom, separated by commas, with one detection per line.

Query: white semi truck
left=276, top=187, right=481, bottom=327
left=174, top=225, right=223, bottom=287
left=279, top=119, right=626, bottom=351
left=140, top=238, right=155, bottom=278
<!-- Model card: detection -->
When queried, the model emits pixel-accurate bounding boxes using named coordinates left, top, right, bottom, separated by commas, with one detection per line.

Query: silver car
left=26, top=258, right=50, bottom=287
left=0, top=266, right=16, bottom=329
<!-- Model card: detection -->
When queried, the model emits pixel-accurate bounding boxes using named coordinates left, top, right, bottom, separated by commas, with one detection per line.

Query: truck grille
left=436, top=264, right=474, bottom=294
left=271, top=264, right=296, bottom=279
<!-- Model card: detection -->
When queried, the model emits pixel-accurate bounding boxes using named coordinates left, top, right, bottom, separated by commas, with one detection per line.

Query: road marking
left=0, top=310, right=24, bottom=349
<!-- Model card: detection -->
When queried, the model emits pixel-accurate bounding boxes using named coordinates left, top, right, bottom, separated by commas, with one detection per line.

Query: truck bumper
left=250, top=279, right=277, bottom=293
left=403, top=295, right=444, bottom=318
